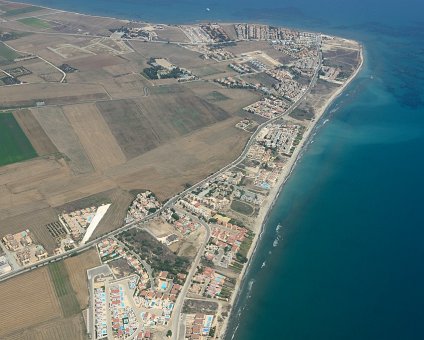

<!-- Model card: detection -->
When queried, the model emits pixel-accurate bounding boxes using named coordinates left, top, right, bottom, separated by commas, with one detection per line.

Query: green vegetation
left=0, top=42, right=20, bottom=63
left=143, top=66, right=187, bottom=80
left=18, top=17, right=51, bottom=29
left=117, top=228, right=190, bottom=276
left=230, top=199, right=254, bottom=215
left=237, top=232, right=254, bottom=259
left=0, top=112, right=37, bottom=166
left=229, top=262, right=243, bottom=273
left=166, top=330, right=172, bottom=337
left=3, top=6, right=40, bottom=17
left=48, top=261, right=81, bottom=317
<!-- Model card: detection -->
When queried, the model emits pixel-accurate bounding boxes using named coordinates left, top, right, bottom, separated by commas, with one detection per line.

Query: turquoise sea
left=24, top=0, right=424, bottom=338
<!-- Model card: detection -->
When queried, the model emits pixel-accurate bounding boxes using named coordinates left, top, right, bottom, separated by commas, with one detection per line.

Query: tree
left=166, top=330, right=172, bottom=337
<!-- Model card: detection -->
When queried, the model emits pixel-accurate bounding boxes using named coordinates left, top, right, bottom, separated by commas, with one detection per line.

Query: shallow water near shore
left=21, top=0, right=424, bottom=338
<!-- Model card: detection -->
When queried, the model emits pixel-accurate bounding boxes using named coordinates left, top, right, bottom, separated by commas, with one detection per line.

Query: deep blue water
left=24, top=0, right=424, bottom=339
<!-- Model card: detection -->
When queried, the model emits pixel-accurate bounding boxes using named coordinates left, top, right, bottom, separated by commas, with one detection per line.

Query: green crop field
left=0, top=112, right=37, bottom=166
left=48, top=261, right=81, bottom=317
left=18, top=17, right=51, bottom=29
left=0, top=42, right=20, bottom=63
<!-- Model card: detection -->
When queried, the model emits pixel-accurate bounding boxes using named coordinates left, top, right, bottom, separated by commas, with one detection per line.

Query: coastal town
left=0, top=2, right=362, bottom=339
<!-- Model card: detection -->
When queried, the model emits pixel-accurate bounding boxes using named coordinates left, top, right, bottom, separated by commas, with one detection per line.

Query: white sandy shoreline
left=221, top=44, right=364, bottom=339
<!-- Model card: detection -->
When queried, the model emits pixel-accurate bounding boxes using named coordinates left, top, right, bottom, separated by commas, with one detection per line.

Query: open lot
left=0, top=83, right=109, bottom=108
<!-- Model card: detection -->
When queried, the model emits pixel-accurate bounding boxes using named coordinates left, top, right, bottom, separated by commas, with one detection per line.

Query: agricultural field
left=0, top=83, right=109, bottom=109
left=106, top=117, right=250, bottom=200
left=31, top=106, right=94, bottom=174
left=63, top=103, right=126, bottom=170
left=0, top=42, right=20, bottom=64
left=0, top=6, right=265, bottom=248
left=13, top=109, right=58, bottom=156
left=0, top=267, right=62, bottom=338
left=4, top=315, right=86, bottom=340
left=0, top=256, right=91, bottom=340
left=48, top=261, right=81, bottom=317
left=97, top=90, right=230, bottom=159
left=64, top=248, right=101, bottom=309
left=0, top=112, right=37, bottom=166
left=18, top=17, right=51, bottom=29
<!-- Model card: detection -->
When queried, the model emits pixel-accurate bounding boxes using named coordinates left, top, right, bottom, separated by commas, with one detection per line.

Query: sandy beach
left=220, top=44, right=364, bottom=339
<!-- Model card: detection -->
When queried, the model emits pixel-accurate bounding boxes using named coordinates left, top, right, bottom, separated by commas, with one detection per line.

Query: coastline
left=0, top=1, right=364, bottom=337
left=220, top=44, right=364, bottom=339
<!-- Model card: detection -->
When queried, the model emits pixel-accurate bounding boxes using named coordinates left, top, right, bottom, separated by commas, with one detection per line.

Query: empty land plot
left=13, top=109, right=58, bottom=156
left=292, top=79, right=339, bottom=120
left=31, top=106, right=94, bottom=174
left=69, top=53, right=126, bottom=70
left=0, top=83, right=108, bottom=108
left=63, top=103, right=126, bottom=171
left=130, top=41, right=207, bottom=69
left=0, top=158, right=69, bottom=220
left=40, top=172, right=117, bottom=208
left=185, top=82, right=261, bottom=114
left=4, top=314, right=86, bottom=340
left=20, top=58, right=63, bottom=82
left=48, top=261, right=81, bottom=317
left=156, top=25, right=190, bottom=43
left=92, top=188, right=134, bottom=238
left=18, top=17, right=51, bottom=29
left=107, top=117, right=250, bottom=200
left=0, top=267, right=62, bottom=338
left=2, top=5, right=42, bottom=17
left=64, top=248, right=101, bottom=309
left=230, top=199, right=254, bottom=215
left=97, top=92, right=230, bottom=159
left=42, top=11, right=122, bottom=36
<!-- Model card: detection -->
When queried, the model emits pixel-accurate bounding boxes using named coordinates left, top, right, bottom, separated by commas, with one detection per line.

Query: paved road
left=170, top=214, right=211, bottom=340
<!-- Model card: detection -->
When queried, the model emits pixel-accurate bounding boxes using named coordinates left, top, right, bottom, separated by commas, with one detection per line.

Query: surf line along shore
left=222, top=44, right=364, bottom=339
